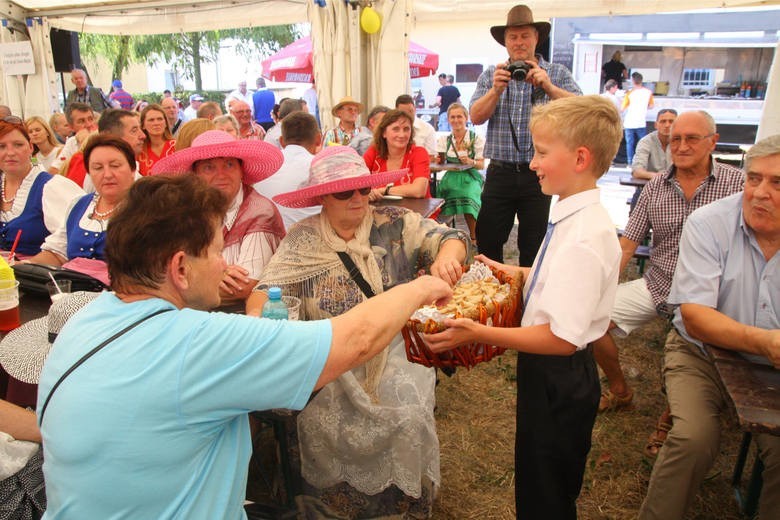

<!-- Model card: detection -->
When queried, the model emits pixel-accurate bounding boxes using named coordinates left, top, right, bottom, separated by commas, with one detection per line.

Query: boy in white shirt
left=427, top=95, right=622, bottom=519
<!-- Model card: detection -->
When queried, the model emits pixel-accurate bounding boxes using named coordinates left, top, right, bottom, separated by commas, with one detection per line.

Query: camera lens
left=512, top=68, right=527, bottom=81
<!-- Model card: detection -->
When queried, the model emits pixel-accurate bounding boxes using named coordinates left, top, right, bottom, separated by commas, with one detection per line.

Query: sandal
left=598, top=388, right=634, bottom=413
left=645, top=413, right=673, bottom=458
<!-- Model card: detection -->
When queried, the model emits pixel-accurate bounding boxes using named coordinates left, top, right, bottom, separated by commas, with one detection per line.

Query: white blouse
left=0, top=166, right=85, bottom=236
left=221, top=190, right=278, bottom=280
left=36, top=146, right=63, bottom=171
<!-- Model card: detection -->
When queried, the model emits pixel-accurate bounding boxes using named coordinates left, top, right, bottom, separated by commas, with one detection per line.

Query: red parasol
left=261, top=36, right=439, bottom=83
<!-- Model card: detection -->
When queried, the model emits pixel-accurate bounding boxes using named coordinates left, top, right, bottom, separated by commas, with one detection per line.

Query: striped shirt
left=624, top=159, right=744, bottom=308
left=469, top=56, right=581, bottom=163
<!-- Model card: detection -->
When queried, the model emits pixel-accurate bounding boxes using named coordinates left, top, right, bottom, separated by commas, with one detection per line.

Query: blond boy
left=428, top=95, right=622, bottom=519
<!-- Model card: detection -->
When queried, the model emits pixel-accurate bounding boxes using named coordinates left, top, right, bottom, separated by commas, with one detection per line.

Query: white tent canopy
left=2, top=0, right=779, bottom=137
left=7, top=0, right=775, bottom=34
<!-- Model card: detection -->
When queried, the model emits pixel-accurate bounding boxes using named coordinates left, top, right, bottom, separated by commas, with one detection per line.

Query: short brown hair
left=530, top=95, right=622, bottom=176
left=65, top=102, right=93, bottom=124
left=84, top=134, right=137, bottom=173
left=394, top=94, right=414, bottom=107
left=196, top=101, right=222, bottom=120
left=371, top=109, right=414, bottom=159
left=281, top=112, right=319, bottom=146
left=106, top=175, right=229, bottom=293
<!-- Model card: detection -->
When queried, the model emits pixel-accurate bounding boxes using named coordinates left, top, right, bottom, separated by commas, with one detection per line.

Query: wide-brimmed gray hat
left=0, top=292, right=100, bottom=384
left=490, top=5, right=551, bottom=47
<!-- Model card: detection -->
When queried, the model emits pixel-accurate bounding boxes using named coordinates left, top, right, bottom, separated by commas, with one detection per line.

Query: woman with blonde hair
left=25, top=116, right=62, bottom=171
left=213, top=114, right=239, bottom=139
left=175, top=118, right=216, bottom=150
left=137, top=103, right=175, bottom=175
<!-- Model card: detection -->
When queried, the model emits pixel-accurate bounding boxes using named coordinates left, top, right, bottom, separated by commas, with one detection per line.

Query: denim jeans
left=625, top=127, right=647, bottom=165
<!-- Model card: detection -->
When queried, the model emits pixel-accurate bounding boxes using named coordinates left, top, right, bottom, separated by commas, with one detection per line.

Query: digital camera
left=505, top=61, right=532, bottom=81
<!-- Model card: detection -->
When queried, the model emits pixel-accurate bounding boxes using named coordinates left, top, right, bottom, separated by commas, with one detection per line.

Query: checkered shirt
left=624, top=159, right=745, bottom=309
left=240, top=121, right=266, bottom=140
left=469, top=56, right=581, bottom=163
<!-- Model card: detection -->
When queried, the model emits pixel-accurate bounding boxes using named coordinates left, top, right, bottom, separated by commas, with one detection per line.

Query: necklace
left=1, top=174, right=15, bottom=204
left=91, top=194, right=117, bottom=219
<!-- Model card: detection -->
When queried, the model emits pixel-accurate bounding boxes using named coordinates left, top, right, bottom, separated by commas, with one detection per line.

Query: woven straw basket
left=403, top=267, right=524, bottom=369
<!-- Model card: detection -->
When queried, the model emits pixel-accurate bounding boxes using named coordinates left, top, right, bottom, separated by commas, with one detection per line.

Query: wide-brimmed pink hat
left=149, top=130, right=283, bottom=184
left=273, top=146, right=406, bottom=208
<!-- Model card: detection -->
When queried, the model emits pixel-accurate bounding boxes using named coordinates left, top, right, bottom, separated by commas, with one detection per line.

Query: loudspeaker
left=50, top=28, right=80, bottom=73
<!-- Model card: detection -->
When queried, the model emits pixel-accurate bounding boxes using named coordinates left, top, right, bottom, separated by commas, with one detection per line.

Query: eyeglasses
left=1, top=116, right=23, bottom=125
left=669, top=133, right=715, bottom=147
left=331, top=187, right=371, bottom=200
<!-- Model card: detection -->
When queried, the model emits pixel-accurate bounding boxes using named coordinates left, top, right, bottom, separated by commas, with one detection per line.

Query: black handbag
left=11, top=263, right=108, bottom=294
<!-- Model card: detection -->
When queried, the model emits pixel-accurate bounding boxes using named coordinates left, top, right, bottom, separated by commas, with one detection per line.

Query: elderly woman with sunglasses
left=247, top=146, right=468, bottom=518
left=151, top=130, right=285, bottom=302
left=0, top=119, right=84, bottom=257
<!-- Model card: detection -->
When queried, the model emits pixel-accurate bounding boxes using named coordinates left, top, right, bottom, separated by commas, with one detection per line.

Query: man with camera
left=470, top=4, right=581, bottom=265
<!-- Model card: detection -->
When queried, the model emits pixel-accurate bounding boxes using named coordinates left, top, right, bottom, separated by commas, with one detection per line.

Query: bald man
left=160, top=97, right=184, bottom=137
left=65, top=69, right=112, bottom=113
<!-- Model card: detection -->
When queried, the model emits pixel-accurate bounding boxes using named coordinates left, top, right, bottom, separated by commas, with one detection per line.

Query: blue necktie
left=523, top=221, right=556, bottom=308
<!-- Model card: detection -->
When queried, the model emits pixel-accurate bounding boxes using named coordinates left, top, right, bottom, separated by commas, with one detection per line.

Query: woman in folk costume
left=247, top=146, right=468, bottom=518
left=151, top=130, right=285, bottom=303
left=435, top=103, right=486, bottom=245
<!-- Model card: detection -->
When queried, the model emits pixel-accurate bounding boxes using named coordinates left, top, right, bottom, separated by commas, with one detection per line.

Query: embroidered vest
left=66, top=194, right=106, bottom=260
left=223, top=185, right=286, bottom=249
left=0, top=172, right=53, bottom=255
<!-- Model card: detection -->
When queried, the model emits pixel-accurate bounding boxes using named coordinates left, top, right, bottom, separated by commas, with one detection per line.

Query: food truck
left=556, top=9, right=779, bottom=146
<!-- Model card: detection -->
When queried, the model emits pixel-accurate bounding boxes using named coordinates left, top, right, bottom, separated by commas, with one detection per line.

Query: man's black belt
left=489, top=160, right=531, bottom=171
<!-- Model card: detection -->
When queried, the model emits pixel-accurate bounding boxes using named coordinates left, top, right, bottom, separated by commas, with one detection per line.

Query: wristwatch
left=384, top=184, right=393, bottom=196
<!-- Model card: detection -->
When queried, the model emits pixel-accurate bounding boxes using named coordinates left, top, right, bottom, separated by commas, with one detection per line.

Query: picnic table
left=705, top=344, right=780, bottom=516
left=620, top=175, right=649, bottom=213
left=374, top=196, right=444, bottom=219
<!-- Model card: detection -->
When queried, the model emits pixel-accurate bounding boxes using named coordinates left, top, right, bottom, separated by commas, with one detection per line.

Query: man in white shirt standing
left=255, top=112, right=322, bottom=228
left=621, top=72, right=654, bottom=165
left=395, top=94, right=437, bottom=159
left=225, top=81, right=254, bottom=117
left=182, top=94, right=204, bottom=122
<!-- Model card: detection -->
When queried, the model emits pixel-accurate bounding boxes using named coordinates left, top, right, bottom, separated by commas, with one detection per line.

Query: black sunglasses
left=1, top=116, right=23, bottom=125
left=331, top=187, right=371, bottom=200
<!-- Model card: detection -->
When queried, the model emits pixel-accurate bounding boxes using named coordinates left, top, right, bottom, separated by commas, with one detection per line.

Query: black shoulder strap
left=38, top=308, right=174, bottom=424
left=336, top=252, right=376, bottom=299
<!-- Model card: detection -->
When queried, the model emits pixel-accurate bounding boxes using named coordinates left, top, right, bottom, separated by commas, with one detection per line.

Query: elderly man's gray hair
left=745, top=134, right=780, bottom=172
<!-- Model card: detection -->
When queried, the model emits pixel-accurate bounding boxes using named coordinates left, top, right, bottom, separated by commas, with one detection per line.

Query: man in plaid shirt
left=593, top=111, right=744, bottom=420
left=470, top=4, right=581, bottom=265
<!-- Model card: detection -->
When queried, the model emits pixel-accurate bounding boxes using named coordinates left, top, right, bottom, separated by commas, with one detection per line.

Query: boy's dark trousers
left=514, top=346, right=600, bottom=519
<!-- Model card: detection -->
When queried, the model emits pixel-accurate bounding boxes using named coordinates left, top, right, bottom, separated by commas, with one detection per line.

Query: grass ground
left=430, top=229, right=746, bottom=519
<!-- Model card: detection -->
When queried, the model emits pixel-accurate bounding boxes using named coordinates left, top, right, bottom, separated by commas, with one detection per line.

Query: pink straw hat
left=149, top=130, right=283, bottom=184
left=273, top=146, right=406, bottom=208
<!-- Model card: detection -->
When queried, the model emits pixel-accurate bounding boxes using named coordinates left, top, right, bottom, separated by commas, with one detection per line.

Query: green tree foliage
left=79, top=26, right=300, bottom=91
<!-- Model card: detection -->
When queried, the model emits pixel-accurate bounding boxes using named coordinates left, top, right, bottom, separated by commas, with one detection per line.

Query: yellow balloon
left=360, top=6, right=381, bottom=34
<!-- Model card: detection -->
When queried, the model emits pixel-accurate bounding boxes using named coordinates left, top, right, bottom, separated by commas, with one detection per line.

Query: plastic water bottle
left=262, top=287, right=288, bottom=320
